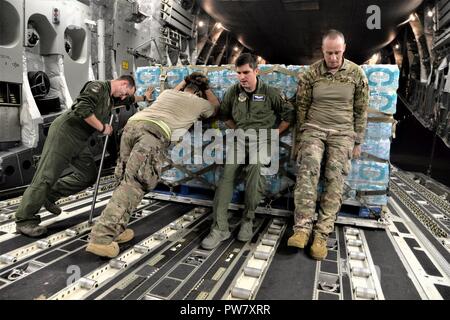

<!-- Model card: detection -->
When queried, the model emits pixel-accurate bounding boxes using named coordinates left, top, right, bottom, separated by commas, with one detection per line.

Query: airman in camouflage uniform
left=87, top=73, right=219, bottom=258
left=288, top=30, right=369, bottom=260
left=15, top=76, right=138, bottom=237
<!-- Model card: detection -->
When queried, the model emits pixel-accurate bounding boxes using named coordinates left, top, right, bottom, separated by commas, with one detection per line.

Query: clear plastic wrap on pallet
left=362, top=65, right=399, bottom=90
left=188, top=66, right=207, bottom=75
left=362, top=65, right=399, bottom=115
left=183, top=152, right=216, bottom=189
left=135, top=66, right=161, bottom=100
left=137, top=64, right=399, bottom=208
left=207, top=69, right=223, bottom=89
left=346, top=159, right=390, bottom=188
left=259, top=64, right=302, bottom=99
left=259, top=65, right=286, bottom=85
left=136, top=66, right=160, bottom=86
left=319, top=159, right=390, bottom=206
left=285, top=65, right=308, bottom=99
left=207, top=67, right=234, bottom=87
left=207, top=68, right=236, bottom=100
left=361, top=138, right=391, bottom=160
left=166, top=67, right=189, bottom=88
left=368, top=91, right=397, bottom=114
left=221, top=67, right=238, bottom=89
left=365, top=122, right=393, bottom=140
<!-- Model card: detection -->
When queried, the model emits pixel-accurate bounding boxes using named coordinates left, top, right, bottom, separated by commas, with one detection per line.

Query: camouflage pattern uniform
left=293, top=59, right=369, bottom=238
left=89, top=121, right=169, bottom=244
left=89, top=89, right=214, bottom=245
left=15, top=81, right=136, bottom=227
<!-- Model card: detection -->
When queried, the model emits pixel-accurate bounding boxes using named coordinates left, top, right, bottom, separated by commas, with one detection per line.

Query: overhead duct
left=97, top=6, right=105, bottom=81
left=125, top=1, right=148, bottom=23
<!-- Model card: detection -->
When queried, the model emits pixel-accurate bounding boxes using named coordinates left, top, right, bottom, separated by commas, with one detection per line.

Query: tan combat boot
left=115, top=229, right=134, bottom=244
left=287, top=231, right=310, bottom=249
left=86, top=241, right=120, bottom=258
left=310, top=236, right=328, bottom=260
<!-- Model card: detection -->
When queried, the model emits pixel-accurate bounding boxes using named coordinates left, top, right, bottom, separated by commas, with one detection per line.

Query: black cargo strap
left=360, top=152, right=390, bottom=163
left=357, top=190, right=388, bottom=196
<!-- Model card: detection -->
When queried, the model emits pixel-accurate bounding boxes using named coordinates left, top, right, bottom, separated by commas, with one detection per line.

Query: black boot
left=44, top=200, right=62, bottom=215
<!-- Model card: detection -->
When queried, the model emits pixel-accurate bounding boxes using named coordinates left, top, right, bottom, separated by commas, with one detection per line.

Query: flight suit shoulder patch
left=89, top=82, right=101, bottom=93
left=238, top=92, right=247, bottom=102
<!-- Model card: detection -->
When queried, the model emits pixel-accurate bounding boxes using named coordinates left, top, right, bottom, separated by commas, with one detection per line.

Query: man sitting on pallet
left=86, top=72, right=219, bottom=258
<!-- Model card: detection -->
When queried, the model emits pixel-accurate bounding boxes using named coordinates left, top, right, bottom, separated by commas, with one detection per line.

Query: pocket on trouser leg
left=137, top=154, right=159, bottom=191
left=295, top=141, right=303, bottom=166
left=114, top=160, right=125, bottom=181
left=342, top=146, right=353, bottom=176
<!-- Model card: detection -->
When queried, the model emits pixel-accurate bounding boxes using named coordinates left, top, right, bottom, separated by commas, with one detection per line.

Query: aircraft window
left=0, top=0, right=20, bottom=46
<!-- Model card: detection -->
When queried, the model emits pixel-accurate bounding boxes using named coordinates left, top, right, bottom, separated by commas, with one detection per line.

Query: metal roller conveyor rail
left=50, top=206, right=210, bottom=300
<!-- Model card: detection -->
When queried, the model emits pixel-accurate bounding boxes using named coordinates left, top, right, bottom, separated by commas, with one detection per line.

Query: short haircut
left=322, top=29, right=345, bottom=44
left=235, top=53, right=258, bottom=70
left=117, top=75, right=136, bottom=88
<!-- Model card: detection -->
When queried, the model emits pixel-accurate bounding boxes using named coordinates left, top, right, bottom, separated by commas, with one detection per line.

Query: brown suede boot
left=86, top=241, right=120, bottom=258
left=115, top=229, right=134, bottom=244
left=310, top=236, right=328, bottom=260
left=287, top=231, right=310, bottom=249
